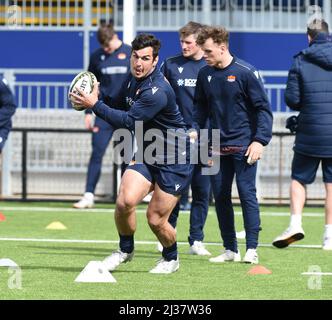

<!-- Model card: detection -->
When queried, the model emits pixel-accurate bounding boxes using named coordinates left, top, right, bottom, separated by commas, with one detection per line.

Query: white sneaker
left=149, top=257, right=179, bottom=274
left=189, top=241, right=211, bottom=256
left=157, top=241, right=163, bottom=253
left=73, top=192, right=94, bottom=209
left=243, top=248, right=259, bottom=264
left=272, top=225, right=305, bottom=248
left=102, top=250, right=134, bottom=271
left=323, top=235, right=332, bottom=250
left=209, top=249, right=241, bottom=263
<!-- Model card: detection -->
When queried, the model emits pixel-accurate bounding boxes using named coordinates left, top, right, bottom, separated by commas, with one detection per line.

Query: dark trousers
left=86, top=118, right=114, bottom=193
left=210, top=152, right=260, bottom=252
left=179, top=184, right=190, bottom=206
left=169, top=164, right=211, bottom=245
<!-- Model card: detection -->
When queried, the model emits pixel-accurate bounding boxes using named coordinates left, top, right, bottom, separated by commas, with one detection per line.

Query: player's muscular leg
left=147, top=184, right=179, bottom=247
left=116, top=169, right=153, bottom=235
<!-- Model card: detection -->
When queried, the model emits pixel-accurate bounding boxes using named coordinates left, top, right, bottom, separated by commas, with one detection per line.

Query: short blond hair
left=179, top=21, right=204, bottom=39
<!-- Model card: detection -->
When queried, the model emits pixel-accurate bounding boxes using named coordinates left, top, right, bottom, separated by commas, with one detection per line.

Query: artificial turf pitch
left=0, top=202, right=331, bottom=300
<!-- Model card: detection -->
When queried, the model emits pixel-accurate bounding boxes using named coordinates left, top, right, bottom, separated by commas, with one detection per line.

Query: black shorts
left=291, top=152, right=332, bottom=184
left=126, top=162, right=193, bottom=196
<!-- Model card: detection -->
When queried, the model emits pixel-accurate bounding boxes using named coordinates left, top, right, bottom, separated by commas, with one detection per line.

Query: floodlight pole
left=323, top=0, right=331, bottom=26
left=83, top=0, right=91, bottom=71
left=123, top=0, right=136, bottom=45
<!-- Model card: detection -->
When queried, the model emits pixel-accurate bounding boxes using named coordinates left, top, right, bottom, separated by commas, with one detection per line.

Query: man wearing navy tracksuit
left=161, top=21, right=212, bottom=256
left=70, top=34, right=192, bottom=274
left=194, top=26, right=273, bottom=264
left=74, top=23, right=131, bottom=209
left=0, top=78, right=17, bottom=153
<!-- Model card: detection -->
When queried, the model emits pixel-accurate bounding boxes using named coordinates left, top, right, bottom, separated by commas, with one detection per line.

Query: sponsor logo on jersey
left=177, top=79, right=196, bottom=87
left=101, top=55, right=105, bottom=61
left=227, top=75, right=236, bottom=82
left=207, top=75, right=212, bottom=82
left=175, top=184, right=181, bottom=191
left=101, top=66, right=128, bottom=75
left=118, top=53, right=127, bottom=60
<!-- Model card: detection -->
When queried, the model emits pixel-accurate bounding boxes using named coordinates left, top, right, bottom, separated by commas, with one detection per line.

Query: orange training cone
left=0, top=213, right=6, bottom=222
left=247, top=265, right=272, bottom=275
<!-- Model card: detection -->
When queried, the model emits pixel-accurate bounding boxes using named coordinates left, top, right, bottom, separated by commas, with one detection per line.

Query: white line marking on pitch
left=302, top=272, right=332, bottom=276
left=0, top=237, right=323, bottom=249
left=0, top=206, right=324, bottom=217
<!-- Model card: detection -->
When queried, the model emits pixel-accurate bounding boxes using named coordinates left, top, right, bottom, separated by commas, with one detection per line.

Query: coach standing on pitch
left=273, top=19, right=332, bottom=251
left=70, top=33, right=192, bottom=274
left=193, top=26, right=273, bottom=264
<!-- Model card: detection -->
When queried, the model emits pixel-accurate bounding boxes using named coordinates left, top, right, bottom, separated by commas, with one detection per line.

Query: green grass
left=0, top=202, right=331, bottom=300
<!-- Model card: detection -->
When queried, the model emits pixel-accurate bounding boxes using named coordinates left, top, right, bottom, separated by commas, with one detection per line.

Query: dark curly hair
left=131, top=33, right=161, bottom=59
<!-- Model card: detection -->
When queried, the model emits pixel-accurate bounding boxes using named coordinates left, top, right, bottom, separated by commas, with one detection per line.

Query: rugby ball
left=68, top=71, right=97, bottom=111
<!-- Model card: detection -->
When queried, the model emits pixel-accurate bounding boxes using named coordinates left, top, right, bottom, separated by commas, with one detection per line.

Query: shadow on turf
left=22, top=245, right=165, bottom=259
left=20, top=265, right=149, bottom=274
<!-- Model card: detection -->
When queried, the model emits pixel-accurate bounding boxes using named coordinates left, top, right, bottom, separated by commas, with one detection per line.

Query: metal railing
left=1, top=68, right=289, bottom=111
left=7, top=127, right=119, bottom=201
left=0, top=0, right=329, bottom=31
left=1, top=128, right=326, bottom=204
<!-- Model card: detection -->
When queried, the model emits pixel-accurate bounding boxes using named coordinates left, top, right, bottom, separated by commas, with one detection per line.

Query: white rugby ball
left=68, top=71, right=97, bottom=111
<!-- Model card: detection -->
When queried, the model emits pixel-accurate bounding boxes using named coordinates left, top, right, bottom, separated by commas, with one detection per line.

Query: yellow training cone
left=46, top=221, right=67, bottom=230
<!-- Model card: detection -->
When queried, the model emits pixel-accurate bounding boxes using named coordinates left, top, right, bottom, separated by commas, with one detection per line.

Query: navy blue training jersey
left=88, top=42, right=131, bottom=105
left=92, top=68, right=188, bottom=165
left=161, top=54, right=206, bottom=128
left=193, top=56, right=273, bottom=147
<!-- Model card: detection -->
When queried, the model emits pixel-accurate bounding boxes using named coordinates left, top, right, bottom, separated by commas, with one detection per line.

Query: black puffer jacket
left=0, top=78, right=17, bottom=152
left=285, top=33, right=332, bottom=157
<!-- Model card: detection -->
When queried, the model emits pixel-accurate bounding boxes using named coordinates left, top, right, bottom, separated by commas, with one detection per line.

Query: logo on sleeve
left=152, top=87, right=159, bottom=95
left=175, top=184, right=181, bottom=191
left=178, top=67, right=184, bottom=74
left=207, top=75, right=212, bottom=82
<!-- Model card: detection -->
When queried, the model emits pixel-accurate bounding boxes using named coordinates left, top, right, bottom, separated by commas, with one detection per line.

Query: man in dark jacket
left=0, top=77, right=17, bottom=153
left=273, top=19, right=332, bottom=251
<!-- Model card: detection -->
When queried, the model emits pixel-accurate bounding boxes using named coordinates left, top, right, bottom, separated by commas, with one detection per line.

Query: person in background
left=161, top=21, right=211, bottom=255
left=73, top=22, right=131, bottom=209
left=273, top=19, right=332, bottom=251
left=194, top=26, right=273, bottom=264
